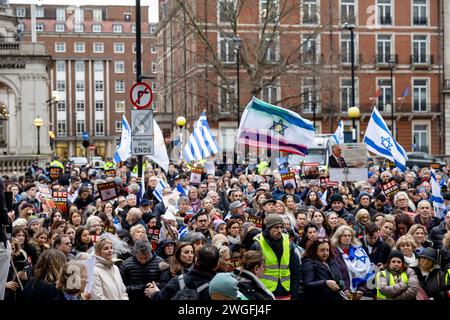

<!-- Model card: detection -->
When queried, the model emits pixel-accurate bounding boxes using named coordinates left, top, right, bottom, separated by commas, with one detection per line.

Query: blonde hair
left=94, top=237, right=113, bottom=255
left=57, top=261, right=87, bottom=294
left=408, top=224, right=428, bottom=238
left=395, top=234, right=417, bottom=250
left=355, top=209, right=370, bottom=222
left=330, top=225, right=362, bottom=247
left=442, top=232, right=450, bottom=249
left=130, top=224, right=146, bottom=238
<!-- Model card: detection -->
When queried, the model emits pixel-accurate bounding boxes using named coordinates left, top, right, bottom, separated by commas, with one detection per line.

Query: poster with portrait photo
left=329, top=143, right=368, bottom=182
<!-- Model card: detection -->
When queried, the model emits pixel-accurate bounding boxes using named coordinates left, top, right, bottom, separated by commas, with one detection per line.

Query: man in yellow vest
left=375, top=250, right=420, bottom=300
left=251, top=214, right=301, bottom=300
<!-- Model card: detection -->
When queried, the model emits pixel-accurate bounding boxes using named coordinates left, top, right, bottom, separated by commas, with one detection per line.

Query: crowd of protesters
left=0, top=156, right=450, bottom=301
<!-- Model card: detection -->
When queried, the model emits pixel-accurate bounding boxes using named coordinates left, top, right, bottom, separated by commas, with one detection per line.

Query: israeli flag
left=430, top=169, right=446, bottom=219
left=320, top=189, right=328, bottom=206
left=153, top=179, right=168, bottom=203
left=363, top=107, right=408, bottom=171
left=342, top=246, right=375, bottom=293
left=332, top=120, right=344, bottom=144
left=113, top=115, right=132, bottom=163
left=183, top=111, right=220, bottom=161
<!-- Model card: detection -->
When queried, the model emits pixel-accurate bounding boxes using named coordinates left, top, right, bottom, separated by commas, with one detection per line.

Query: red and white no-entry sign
left=130, top=82, right=153, bottom=109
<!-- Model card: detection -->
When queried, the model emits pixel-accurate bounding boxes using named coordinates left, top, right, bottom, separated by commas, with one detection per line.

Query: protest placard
left=280, top=171, right=296, bottom=188
left=97, top=181, right=118, bottom=201
left=248, top=215, right=264, bottom=228
left=49, top=167, right=62, bottom=181
left=190, top=167, right=203, bottom=184
left=39, top=185, right=56, bottom=209
left=52, top=190, right=68, bottom=215
left=382, top=179, right=400, bottom=199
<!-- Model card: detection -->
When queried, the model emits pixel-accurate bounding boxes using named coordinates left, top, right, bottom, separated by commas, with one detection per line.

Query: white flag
left=146, top=119, right=169, bottom=172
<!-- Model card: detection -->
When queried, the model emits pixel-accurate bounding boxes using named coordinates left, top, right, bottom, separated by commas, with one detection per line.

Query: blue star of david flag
left=363, top=107, right=408, bottom=171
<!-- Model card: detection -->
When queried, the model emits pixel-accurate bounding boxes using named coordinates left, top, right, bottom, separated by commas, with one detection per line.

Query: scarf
left=339, top=246, right=374, bottom=292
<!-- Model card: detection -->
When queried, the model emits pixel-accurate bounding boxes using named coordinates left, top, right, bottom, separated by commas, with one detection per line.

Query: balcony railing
left=303, top=15, right=318, bottom=25
left=339, top=54, right=363, bottom=66
left=413, top=16, right=428, bottom=25
left=341, top=14, right=356, bottom=24
left=374, top=54, right=398, bottom=69
left=444, top=79, right=450, bottom=92
left=379, top=15, right=392, bottom=25
left=0, top=42, right=47, bottom=55
left=410, top=54, right=433, bottom=69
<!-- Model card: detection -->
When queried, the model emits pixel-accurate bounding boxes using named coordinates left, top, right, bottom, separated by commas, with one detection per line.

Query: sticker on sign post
left=130, top=82, right=153, bottom=109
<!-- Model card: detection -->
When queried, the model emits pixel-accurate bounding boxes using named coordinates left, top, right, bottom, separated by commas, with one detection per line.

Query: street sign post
left=131, top=109, right=154, bottom=155
left=130, top=82, right=153, bottom=109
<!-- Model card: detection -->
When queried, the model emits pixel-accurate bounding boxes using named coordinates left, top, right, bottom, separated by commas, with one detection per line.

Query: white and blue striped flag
left=363, top=107, right=408, bottom=171
left=320, top=189, right=328, bottom=206
left=183, top=111, right=220, bottom=161
left=153, top=179, right=169, bottom=203
left=113, top=115, right=132, bottom=163
left=332, top=120, right=344, bottom=144
left=430, top=169, right=446, bottom=219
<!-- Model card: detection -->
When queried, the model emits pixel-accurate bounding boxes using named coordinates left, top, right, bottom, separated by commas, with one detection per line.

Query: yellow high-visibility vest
left=376, top=270, right=409, bottom=300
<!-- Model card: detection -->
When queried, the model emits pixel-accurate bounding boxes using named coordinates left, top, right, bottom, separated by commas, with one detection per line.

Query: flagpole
left=389, top=59, right=395, bottom=139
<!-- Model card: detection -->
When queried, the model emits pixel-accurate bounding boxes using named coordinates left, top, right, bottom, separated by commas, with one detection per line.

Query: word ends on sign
left=132, top=135, right=154, bottom=155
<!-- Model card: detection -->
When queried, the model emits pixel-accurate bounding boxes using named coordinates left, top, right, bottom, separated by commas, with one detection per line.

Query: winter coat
left=439, top=247, right=450, bottom=270
left=21, top=280, right=64, bottom=301
left=377, top=267, right=420, bottom=300
left=152, top=269, right=215, bottom=300
left=234, top=269, right=275, bottom=300
left=158, top=264, right=193, bottom=290
left=119, top=253, right=164, bottom=301
left=362, top=238, right=392, bottom=267
left=301, top=257, right=345, bottom=301
left=414, top=215, right=441, bottom=233
left=152, top=202, right=166, bottom=218
left=412, top=266, right=447, bottom=300
left=73, top=195, right=94, bottom=211
left=333, top=247, right=366, bottom=294
left=92, top=255, right=129, bottom=300
left=429, top=221, right=449, bottom=250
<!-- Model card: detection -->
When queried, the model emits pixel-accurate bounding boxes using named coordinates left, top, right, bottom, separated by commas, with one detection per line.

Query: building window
left=95, top=101, right=104, bottom=112
left=74, top=8, right=84, bottom=22
left=302, top=78, right=319, bottom=113
left=115, top=101, right=125, bottom=113
left=94, top=61, right=103, bottom=72
left=76, top=81, right=84, bottom=92
left=93, top=9, right=102, bottom=22
left=113, top=24, right=123, bottom=33
left=57, top=121, right=67, bottom=137
left=377, top=79, right=392, bottom=112
left=340, top=34, right=352, bottom=63
left=17, top=23, right=24, bottom=32
left=133, top=62, right=137, bottom=73
left=92, top=24, right=102, bottom=33
left=75, top=61, right=84, bottom=72
left=95, top=81, right=104, bottom=92
left=36, top=23, right=44, bottom=32
left=376, top=34, right=392, bottom=63
left=152, top=82, right=157, bottom=92
left=74, top=42, right=85, bottom=53
left=262, top=84, right=278, bottom=104
left=115, top=80, right=125, bottom=93
left=151, top=62, right=157, bottom=73
left=55, top=23, right=64, bottom=32
left=56, top=8, right=65, bottom=21
left=16, top=7, right=26, bottom=17
left=95, top=120, right=104, bottom=136
left=56, top=80, right=66, bottom=92
left=303, top=0, right=318, bottom=24
left=76, top=120, right=85, bottom=137
left=377, top=0, right=392, bottom=25
left=57, top=101, right=66, bottom=112
left=93, top=43, right=104, bottom=53
left=115, top=121, right=122, bottom=132
left=264, top=37, right=278, bottom=62
left=114, top=43, right=125, bottom=53
left=36, top=7, right=44, bottom=18
left=219, top=80, right=236, bottom=112
left=149, top=24, right=156, bottom=33
left=260, top=0, right=278, bottom=24
left=341, top=0, right=356, bottom=24
left=56, top=61, right=65, bottom=72
left=412, top=35, right=428, bottom=64
left=219, top=34, right=236, bottom=63
left=413, top=0, right=427, bottom=25
left=55, top=42, right=66, bottom=53
left=413, top=123, right=429, bottom=153
left=115, top=61, right=125, bottom=73
left=302, top=34, right=317, bottom=64
left=132, top=25, right=136, bottom=33
left=74, top=23, right=84, bottom=32
left=413, top=79, right=428, bottom=112
left=218, top=0, right=235, bottom=23
left=76, top=101, right=85, bottom=112
left=150, top=46, right=156, bottom=53
left=340, top=78, right=358, bottom=112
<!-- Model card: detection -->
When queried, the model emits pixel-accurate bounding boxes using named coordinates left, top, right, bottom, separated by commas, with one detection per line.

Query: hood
left=238, top=269, right=276, bottom=300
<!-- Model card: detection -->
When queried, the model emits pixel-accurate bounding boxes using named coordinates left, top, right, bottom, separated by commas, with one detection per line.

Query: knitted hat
left=229, top=201, right=243, bottom=210
left=388, top=250, right=406, bottom=265
left=209, top=272, right=239, bottom=300
left=188, top=231, right=206, bottom=244
left=356, top=192, right=371, bottom=203
left=12, top=218, right=28, bottom=229
left=213, top=219, right=226, bottom=233
left=264, top=214, right=284, bottom=230
left=418, top=247, right=437, bottom=263
left=27, top=216, right=40, bottom=228
left=330, top=193, right=344, bottom=204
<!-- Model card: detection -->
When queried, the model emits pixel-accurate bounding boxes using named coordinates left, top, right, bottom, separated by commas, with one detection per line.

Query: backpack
left=171, top=274, right=210, bottom=300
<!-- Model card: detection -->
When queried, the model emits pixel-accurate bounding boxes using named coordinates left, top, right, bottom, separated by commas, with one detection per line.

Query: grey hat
left=418, top=247, right=437, bottom=263
left=188, top=231, right=206, bottom=244
left=264, top=214, right=285, bottom=230
left=229, top=201, right=243, bottom=211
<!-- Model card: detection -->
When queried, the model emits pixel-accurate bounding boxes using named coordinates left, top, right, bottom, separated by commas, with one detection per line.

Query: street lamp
left=176, top=116, right=186, bottom=160
left=233, top=37, right=241, bottom=121
left=348, top=106, right=360, bottom=143
left=388, top=58, right=396, bottom=138
left=343, top=23, right=356, bottom=111
left=46, top=90, right=60, bottom=106
left=33, top=116, right=44, bottom=155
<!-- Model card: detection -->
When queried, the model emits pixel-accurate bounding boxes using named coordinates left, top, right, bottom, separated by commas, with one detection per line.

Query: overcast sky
left=9, top=0, right=159, bottom=22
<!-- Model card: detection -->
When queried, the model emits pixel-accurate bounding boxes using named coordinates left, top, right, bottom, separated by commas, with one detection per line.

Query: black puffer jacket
left=429, top=222, right=449, bottom=250
left=119, top=253, right=164, bottom=301
left=412, top=266, right=447, bottom=300
left=234, top=269, right=275, bottom=300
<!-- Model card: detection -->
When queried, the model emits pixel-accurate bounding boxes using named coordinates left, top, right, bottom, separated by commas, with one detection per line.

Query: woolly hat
left=188, top=231, right=206, bottom=244
left=356, top=191, right=371, bottom=203
left=213, top=219, right=226, bottom=233
left=388, top=250, right=406, bottom=265
left=330, top=193, right=344, bottom=204
left=12, top=218, right=28, bottom=229
left=209, top=272, right=239, bottom=300
left=27, top=216, right=40, bottom=228
left=264, top=214, right=284, bottom=230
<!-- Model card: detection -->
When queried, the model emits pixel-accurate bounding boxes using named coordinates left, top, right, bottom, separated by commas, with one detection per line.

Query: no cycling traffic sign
left=130, top=82, right=153, bottom=109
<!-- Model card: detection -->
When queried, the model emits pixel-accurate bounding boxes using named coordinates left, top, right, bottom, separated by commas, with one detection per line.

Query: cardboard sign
left=248, top=215, right=264, bottom=228
left=382, top=179, right=400, bottom=199
left=105, top=169, right=116, bottom=177
left=229, top=258, right=241, bottom=271
left=280, top=171, right=296, bottom=188
left=103, top=226, right=116, bottom=234
left=147, top=226, right=161, bottom=251
left=190, top=167, right=203, bottom=184
left=49, top=167, right=62, bottom=181
left=39, top=185, right=56, bottom=209
left=97, top=181, right=118, bottom=201
left=320, top=177, right=339, bottom=187
left=52, top=191, right=68, bottom=215
left=430, top=163, right=441, bottom=170
left=163, top=193, right=180, bottom=209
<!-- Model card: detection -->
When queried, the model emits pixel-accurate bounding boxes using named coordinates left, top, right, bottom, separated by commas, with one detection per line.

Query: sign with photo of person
left=330, top=143, right=368, bottom=182
left=280, top=171, right=296, bottom=188
left=97, top=181, right=118, bottom=201
left=38, top=185, right=56, bottom=209
left=189, top=167, right=203, bottom=184
left=52, top=190, right=68, bottom=215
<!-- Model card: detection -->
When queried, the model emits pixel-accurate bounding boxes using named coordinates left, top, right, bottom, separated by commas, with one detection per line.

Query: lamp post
left=344, top=23, right=356, bottom=110
left=33, top=116, right=44, bottom=155
left=388, top=58, right=395, bottom=138
left=233, top=37, right=241, bottom=121
left=176, top=116, right=186, bottom=160
left=348, top=106, right=360, bottom=143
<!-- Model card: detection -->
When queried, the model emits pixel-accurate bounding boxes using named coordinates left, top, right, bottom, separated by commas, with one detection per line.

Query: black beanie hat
left=388, top=250, right=405, bottom=265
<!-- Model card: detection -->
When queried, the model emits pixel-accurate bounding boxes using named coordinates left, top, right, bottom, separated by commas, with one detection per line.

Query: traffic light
left=82, top=140, right=89, bottom=148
